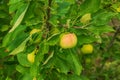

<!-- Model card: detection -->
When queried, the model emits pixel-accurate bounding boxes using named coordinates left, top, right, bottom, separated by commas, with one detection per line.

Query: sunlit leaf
left=9, top=36, right=30, bottom=55
left=9, top=3, right=29, bottom=33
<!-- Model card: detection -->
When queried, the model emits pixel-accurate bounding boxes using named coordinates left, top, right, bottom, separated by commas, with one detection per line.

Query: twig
left=107, top=27, right=120, bottom=49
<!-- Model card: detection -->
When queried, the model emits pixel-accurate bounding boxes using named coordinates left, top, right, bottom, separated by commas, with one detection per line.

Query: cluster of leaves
left=0, top=0, right=120, bottom=80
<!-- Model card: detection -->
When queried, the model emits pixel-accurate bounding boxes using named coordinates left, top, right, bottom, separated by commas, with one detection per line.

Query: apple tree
left=0, top=0, right=120, bottom=80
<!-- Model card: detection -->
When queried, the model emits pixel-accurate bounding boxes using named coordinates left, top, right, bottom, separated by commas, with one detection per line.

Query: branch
left=99, top=18, right=120, bottom=73
left=107, top=27, right=120, bottom=49
left=107, top=19, right=120, bottom=51
left=46, top=0, right=52, bottom=31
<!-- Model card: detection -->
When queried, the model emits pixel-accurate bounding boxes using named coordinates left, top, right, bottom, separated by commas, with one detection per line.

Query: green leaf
left=22, top=73, right=33, bottom=80
left=88, top=25, right=115, bottom=34
left=68, top=74, right=89, bottom=80
left=30, top=64, right=38, bottom=77
left=47, top=33, right=60, bottom=46
left=23, top=2, right=37, bottom=21
left=80, top=0, right=101, bottom=14
left=39, top=40, right=49, bottom=54
left=11, top=25, right=27, bottom=39
left=9, top=0, right=22, bottom=5
left=9, top=36, right=30, bottom=55
left=17, top=53, right=31, bottom=67
left=9, top=3, right=29, bottom=33
left=9, top=1, right=24, bottom=13
left=92, top=11, right=116, bottom=26
left=2, top=32, right=13, bottom=47
left=16, top=65, right=29, bottom=74
left=6, top=33, right=28, bottom=52
left=0, top=48, right=9, bottom=58
left=5, top=77, right=12, bottom=80
left=56, top=1, right=71, bottom=16
left=66, top=0, right=75, bottom=4
left=54, top=56, right=70, bottom=74
left=69, top=49, right=82, bottom=75
left=55, top=0, right=75, bottom=4
left=53, top=49, right=83, bottom=75
left=0, top=10, right=9, bottom=18
left=78, top=35, right=97, bottom=45
left=1, top=25, right=9, bottom=32
left=49, top=16, right=58, bottom=26
left=2, top=25, right=27, bottom=47
left=43, top=51, right=54, bottom=65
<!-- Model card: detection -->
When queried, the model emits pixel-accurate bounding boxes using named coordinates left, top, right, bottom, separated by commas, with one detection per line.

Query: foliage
left=0, top=0, right=120, bottom=80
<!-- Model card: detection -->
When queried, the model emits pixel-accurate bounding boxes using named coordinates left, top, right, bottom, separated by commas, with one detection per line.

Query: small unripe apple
left=80, top=13, right=91, bottom=24
left=27, top=53, right=35, bottom=63
left=81, top=44, right=93, bottom=54
left=85, top=58, right=91, bottom=64
left=59, top=33, right=77, bottom=49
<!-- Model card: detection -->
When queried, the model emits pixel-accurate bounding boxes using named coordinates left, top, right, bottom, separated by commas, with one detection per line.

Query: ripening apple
left=81, top=44, right=93, bottom=54
left=59, top=33, right=77, bottom=49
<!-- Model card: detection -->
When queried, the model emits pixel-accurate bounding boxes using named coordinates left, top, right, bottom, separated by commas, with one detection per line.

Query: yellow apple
left=80, top=13, right=91, bottom=24
left=81, top=44, right=93, bottom=54
left=27, top=52, right=35, bottom=63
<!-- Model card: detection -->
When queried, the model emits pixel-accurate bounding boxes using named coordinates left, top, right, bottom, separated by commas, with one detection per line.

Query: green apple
left=59, top=33, right=77, bottom=49
left=81, top=44, right=93, bottom=54
left=85, top=58, right=91, bottom=63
